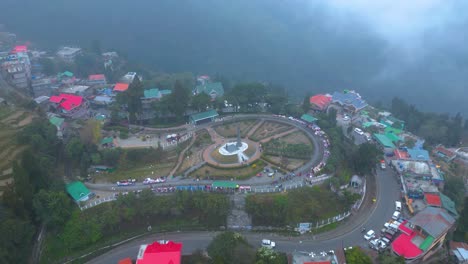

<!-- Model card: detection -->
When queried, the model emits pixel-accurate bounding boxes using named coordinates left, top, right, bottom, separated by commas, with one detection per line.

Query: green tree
left=61, top=211, right=103, bottom=251
left=3, top=162, right=34, bottom=217
left=90, top=39, right=102, bottom=55
left=378, top=250, right=405, bottom=264
left=302, top=93, right=311, bottom=114
left=352, top=143, right=382, bottom=175
left=0, top=213, right=35, bottom=264
left=191, top=93, right=211, bottom=112
left=444, top=176, right=465, bottom=208
left=345, top=247, right=372, bottom=264
left=33, top=190, right=73, bottom=228
left=66, top=137, right=85, bottom=160
left=207, top=232, right=255, bottom=264
left=255, top=247, right=288, bottom=264
left=454, top=197, right=468, bottom=242
left=168, top=80, right=190, bottom=117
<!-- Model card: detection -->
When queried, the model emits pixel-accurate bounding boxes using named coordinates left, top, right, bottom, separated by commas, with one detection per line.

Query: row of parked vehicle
left=364, top=200, right=404, bottom=251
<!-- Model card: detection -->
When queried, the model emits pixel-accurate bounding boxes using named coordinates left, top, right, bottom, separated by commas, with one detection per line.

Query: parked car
left=354, top=127, right=364, bottom=135
left=116, top=180, right=134, bottom=186
left=395, top=201, right=402, bottom=211
left=392, top=211, right=401, bottom=220
left=380, top=161, right=386, bottom=170
left=261, top=239, right=276, bottom=249
left=381, top=237, right=391, bottom=245
left=364, top=230, right=375, bottom=240
left=343, top=115, right=350, bottom=121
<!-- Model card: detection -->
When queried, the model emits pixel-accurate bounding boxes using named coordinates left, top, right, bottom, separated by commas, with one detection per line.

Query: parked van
left=385, top=229, right=396, bottom=237
left=395, top=201, right=402, bottom=211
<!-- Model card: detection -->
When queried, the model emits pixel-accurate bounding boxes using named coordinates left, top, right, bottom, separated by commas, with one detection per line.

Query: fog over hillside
left=2, top=0, right=468, bottom=115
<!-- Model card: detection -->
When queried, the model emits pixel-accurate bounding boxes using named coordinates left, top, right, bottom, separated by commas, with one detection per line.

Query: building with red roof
left=392, top=207, right=456, bottom=261
left=309, top=94, right=332, bottom=111
left=50, top=94, right=83, bottom=112
left=424, top=193, right=442, bottom=207
left=394, top=149, right=409, bottom=159
left=118, top=258, right=133, bottom=264
left=136, top=241, right=182, bottom=264
left=88, top=74, right=107, bottom=86
left=114, top=82, right=129, bottom=92
left=12, top=45, right=27, bottom=53
left=433, top=145, right=457, bottom=162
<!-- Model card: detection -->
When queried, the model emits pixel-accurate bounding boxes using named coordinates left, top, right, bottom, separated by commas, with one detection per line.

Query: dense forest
left=1, top=0, right=468, bottom=115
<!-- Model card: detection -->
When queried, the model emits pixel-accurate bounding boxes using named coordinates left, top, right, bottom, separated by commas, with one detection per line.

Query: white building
left=56, top=47, right=82, bottom=62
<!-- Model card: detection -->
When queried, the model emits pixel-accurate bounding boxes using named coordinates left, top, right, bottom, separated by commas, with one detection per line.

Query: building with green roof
left=440, top=193, right=459, bottom=218
left=374, top=133, right=396, bottom=149
left=212, top=181, right=239, bottom=189
left=385, top=126, right=403, bottom=135
left=194, top=82, right=224, bottom=100
left=66, top=181, right=92, bottom=203
left=300, top=114, right=317, bottom=123
left=386, top=132, right=402, bottom=143
left=49, top=116, right=65, bottom=138
left=189, top=109, right=218, bottom=124
left=101, top=137, right=114, bottom=146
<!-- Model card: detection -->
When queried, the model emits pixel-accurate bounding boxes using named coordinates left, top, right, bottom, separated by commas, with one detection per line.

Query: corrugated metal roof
left=409, top=207, right=455, bottom=238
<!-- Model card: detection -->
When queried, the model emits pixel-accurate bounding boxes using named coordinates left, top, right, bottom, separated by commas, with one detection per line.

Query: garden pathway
left=168, top=134, right=197, bottom=177
left=259, top=127, right=298, bottom=143
left=246, top=119, right=264, bottom=139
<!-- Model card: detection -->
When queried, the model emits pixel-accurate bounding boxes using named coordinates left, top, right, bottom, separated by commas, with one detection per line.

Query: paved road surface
left=87, top=166, right=401, bottom=264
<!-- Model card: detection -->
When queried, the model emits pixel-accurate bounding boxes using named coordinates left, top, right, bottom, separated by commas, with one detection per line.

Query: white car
left=261, top=239, right=276, bottom=249
left=343, top=115, right=350, bottom=121
left=116, top=180, right=134, bottom=186
left=392, top=211, right=401, bottom=220
left=364, top=230, right=375, bottom=240
left=354, top=127, right=364, bottom=135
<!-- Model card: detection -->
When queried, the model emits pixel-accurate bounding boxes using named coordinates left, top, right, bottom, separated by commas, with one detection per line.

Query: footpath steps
left=227, top=193, right=252, bottom=230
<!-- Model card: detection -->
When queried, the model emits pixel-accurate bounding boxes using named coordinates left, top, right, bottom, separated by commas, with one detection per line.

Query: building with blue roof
left=408, top=148, right=430, bottom=161
left=331, top=90, right=368, bottom=112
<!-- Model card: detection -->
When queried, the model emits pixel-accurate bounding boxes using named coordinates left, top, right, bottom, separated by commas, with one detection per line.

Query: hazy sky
left=1, top=0, right=468, bottom=115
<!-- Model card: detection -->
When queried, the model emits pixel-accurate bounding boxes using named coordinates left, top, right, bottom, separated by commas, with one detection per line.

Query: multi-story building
left=56, top=47, right=81, bottom=62
left=1, top=47, right=31, bottom=89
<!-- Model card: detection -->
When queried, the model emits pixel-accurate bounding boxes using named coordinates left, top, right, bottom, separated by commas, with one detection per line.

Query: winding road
left=85, top=114, right=401, bottom=263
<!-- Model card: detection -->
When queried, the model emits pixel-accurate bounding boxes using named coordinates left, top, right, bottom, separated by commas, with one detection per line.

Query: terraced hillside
left=0, top=105, right=35, bottom=194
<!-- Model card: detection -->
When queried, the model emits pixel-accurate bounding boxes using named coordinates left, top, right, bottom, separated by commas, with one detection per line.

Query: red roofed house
left=49, top=94, right=87, bottom=118
left=114, top=82, right=129, bottom=92
left=12, top=45, right=28, bottom=53
left=394, top=149, right=409, bottom=160
left=88, top=74, right=107, bottom=86
left=309, top=94, right=332, bottom=111
left=392, top=207, right=456, bottom=261
left=136, top=241, right=182, bottom=264
left=433, top=145, right=457, bottom=162
left=424, top=193, right=442, bottom=207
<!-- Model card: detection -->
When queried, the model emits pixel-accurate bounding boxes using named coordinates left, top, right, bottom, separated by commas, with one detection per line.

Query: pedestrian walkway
left=246, top=119, right=264, bottom=138
left=227, top=193, right=252, bottom=230
left=168, top=133, right=197, bottom=177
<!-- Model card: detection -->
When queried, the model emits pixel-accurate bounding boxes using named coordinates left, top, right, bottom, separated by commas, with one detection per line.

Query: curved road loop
left=86, top=115, right=401, bottom=263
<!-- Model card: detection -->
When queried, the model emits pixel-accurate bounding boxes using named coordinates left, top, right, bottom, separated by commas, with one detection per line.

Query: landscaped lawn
left=246, top=185, right=347, bottom=226
left=96, top=161, right=176, bottom=183
left=211, top=146, right=239, bottom=164
left=213, top=120, right=256, bottom=138
left=263, top=154, right=306, bottom=171
left=250, top=121, right=293, bottom=141
left=189, top=160, right=265, bottom=180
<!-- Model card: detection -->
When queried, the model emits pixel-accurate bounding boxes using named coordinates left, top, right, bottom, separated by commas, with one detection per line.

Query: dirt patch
left=250, top=121, right=293, bottom=141
left=17, top=114, right=34, bottom=127
left=1, top=110, right=25, bottom=123
left=0, top=177, right=13, bottom=187
left=0, top=146, right=27, bottom=170
left=213, top=120, right=256, bottom=138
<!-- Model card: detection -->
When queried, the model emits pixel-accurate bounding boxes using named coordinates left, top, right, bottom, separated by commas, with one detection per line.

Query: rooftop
left=61, top=85, right=90, bottom=94
left=136, top=241, right=182, bottom=264
left=424, top=193, right=442, bottom=207
left=66, top=181, right=91, bottom=202
left=408, top=207, right=455, bottom=239
left=114, top=83, right=129, bottom=92
left=189, top=109, right=218, bottom=122
left=212, top=181, right=238, bottom=188
left=309, top=94, right=332, bottom=110
left=143, top=88, right=162, bottom=99
left=49, top=116, right=64, bottom=127
left=49, top=94, right=83, bottom=111
left=301, top=114, right=318, bottom=123
left=391, top=232, right=424, bottom=259
left=331, top=90, right=367, bottom=110
left=407, top=148, right=430, bottom=161
left=374, top=133, right=395, bottom=148
left=88, top=74, right=106, bottom=81
left=194, top=82, right=224, bottom=98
